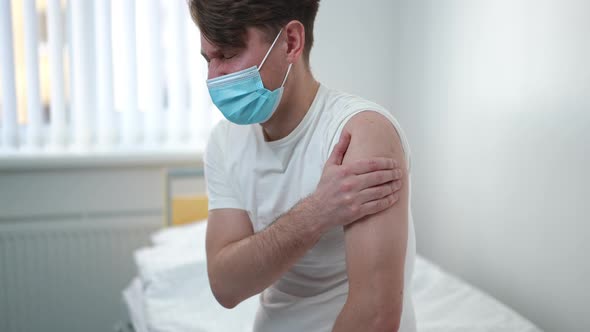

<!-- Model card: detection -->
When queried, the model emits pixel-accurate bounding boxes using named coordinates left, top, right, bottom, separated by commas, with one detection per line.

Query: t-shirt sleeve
left=204, top=123, right=244, bottom=211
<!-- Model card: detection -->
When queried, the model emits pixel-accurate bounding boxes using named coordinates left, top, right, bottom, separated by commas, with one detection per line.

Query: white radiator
left=0, top=214, right=161, bottom=332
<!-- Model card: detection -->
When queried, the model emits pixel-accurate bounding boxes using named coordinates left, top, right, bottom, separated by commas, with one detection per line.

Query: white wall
left=312, top=0, right=406, bottom=124
left=312, top=1, right=589, bottom=331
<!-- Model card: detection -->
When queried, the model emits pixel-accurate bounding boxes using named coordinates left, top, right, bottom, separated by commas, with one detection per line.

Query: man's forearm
left=209, top=197, right=326, bottom=307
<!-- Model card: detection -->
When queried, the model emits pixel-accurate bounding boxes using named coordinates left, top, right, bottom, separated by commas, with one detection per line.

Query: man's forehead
left=200, top=27, right=266, bottom=54
left=200, top=35, right=219, bottom=54
left=200, top=38, right=242, bottom=57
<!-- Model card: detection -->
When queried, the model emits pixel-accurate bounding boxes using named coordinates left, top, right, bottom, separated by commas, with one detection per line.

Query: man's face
left=200, top=27, right=288, bottom=90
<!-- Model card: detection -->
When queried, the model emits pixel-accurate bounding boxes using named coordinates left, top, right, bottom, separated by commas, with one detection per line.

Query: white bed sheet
left=123, top=221, right=542, bottom=332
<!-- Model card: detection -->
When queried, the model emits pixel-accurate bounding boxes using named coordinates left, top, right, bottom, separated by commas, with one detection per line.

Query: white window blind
left=0, top=0, right=220, bottom=160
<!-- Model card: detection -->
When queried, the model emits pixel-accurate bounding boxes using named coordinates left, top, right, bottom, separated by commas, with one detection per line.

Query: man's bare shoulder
left=342, top=111, right=406, bottom=166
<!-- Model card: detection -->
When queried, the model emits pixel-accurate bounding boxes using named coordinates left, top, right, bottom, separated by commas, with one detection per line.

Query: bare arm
left=206, top=204, right=323, bottom=308
left=332, top=111, right=409, bottom=332
left=206, top=131, right=404, bottom=308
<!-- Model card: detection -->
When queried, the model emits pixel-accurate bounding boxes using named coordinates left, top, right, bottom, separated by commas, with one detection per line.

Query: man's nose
left=207, top=61, right=227, bottom=80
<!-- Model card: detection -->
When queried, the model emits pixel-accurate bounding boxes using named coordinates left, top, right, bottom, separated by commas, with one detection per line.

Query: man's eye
left=223, top=54, right=236, bottom=60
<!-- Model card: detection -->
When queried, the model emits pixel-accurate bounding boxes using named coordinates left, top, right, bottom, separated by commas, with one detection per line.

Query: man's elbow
left=356, top=290, right=403, bottom=332
left=209, top=277, right=240, bottom=309
left=374, top=309, right=401, bottom=332
left=213, top=292, right=239, bottom=309
left=348, top=289, right=402, bottom=332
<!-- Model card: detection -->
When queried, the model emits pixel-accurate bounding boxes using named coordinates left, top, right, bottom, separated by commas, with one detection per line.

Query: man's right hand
left=305, top=130, right=403, bottom=231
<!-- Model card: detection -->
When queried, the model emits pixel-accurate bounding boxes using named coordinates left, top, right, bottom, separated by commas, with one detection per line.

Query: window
left=0, top=0, right=221, bottom=160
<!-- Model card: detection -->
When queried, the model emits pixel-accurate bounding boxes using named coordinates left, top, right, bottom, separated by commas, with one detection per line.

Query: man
left=190, top=1, right=416, bottom=331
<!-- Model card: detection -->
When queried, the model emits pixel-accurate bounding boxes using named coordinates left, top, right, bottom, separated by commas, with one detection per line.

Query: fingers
left=349, top=158, right=398, bottom=175
left=360, top=193, right=400, bottom=217
left=357, top=168, right=403, bottom=190
left=358, top=180, right=402, bottom=203
left=327, top=131, right=352, bottom=166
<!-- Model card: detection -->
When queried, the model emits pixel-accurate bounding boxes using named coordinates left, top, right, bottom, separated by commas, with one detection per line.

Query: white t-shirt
left=204, top=84, right=417, bottom=332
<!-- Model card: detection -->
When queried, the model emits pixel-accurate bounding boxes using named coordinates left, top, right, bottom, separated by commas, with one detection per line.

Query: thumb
left=327, top=130, right=351, bottom=166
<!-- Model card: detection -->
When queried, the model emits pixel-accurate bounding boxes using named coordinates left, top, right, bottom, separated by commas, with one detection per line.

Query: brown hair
left=188, top=0, right=320, bottom=63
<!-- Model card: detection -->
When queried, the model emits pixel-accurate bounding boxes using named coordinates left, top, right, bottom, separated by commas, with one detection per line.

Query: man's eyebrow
left=200, top=50, right=210, bottom=62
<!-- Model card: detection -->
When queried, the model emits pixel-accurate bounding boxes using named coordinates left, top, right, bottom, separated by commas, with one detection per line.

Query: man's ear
left=284, top=20, right=305, bottom=64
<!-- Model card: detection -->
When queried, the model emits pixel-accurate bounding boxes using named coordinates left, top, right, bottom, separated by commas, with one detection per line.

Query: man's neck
left=260, top=67, right=320, bottom=142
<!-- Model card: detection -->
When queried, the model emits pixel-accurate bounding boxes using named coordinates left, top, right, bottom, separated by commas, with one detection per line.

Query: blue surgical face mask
left=206, top=29, right=292, bottom=125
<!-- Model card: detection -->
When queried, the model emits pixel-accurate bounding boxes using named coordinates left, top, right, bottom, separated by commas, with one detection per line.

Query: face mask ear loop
left=281, top=63, right=293, bottom=87
left=259, top=29, right=283, bottom=70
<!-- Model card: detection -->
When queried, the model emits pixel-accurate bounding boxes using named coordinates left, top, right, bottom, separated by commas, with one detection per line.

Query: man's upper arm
left=206, top=209, right=253, bottom=263
left=204, top=124, right=244, bottom=211
left=204, top=125, right=253, bottom=259
left=340, top=111, right=409, bottom=321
